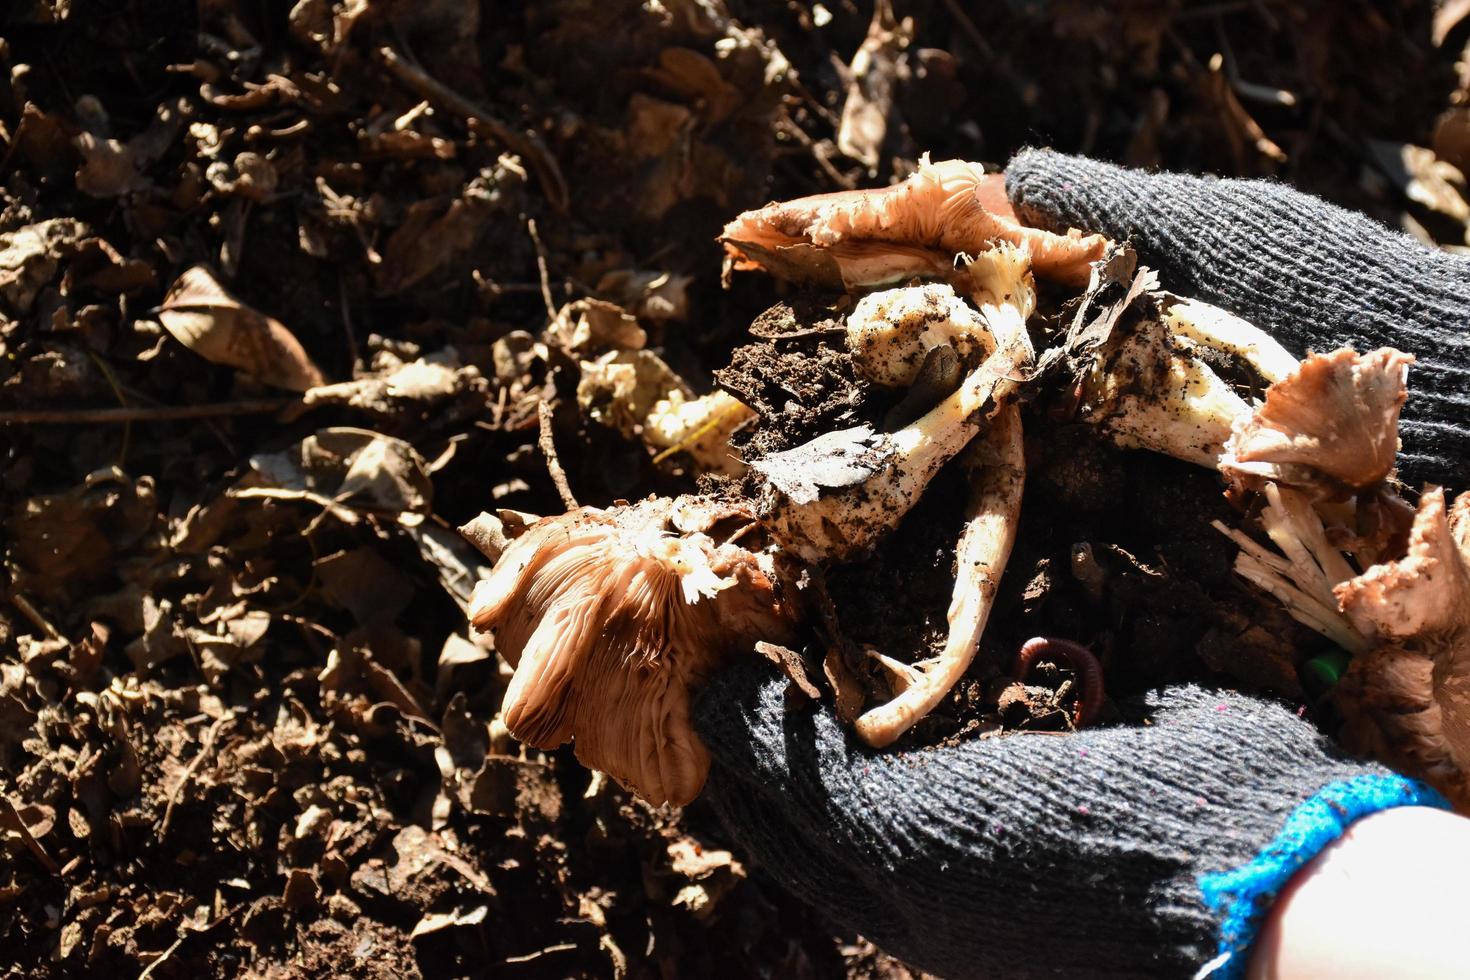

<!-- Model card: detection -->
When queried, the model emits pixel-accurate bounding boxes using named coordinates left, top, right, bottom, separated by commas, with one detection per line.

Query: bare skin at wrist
left=1248, top=806, right=1470, bottom=979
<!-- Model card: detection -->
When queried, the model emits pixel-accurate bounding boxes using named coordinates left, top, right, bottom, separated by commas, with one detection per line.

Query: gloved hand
left=694, top=151, right=1470, bottom=979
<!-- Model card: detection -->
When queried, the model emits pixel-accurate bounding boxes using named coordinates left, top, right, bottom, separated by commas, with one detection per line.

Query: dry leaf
left=158, top=265, right=327, bottom=391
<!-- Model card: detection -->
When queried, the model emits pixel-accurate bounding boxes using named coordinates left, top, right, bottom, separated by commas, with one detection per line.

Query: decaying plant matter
left=465, top=495, right=799, bottom=806
left=578, top=349, right=755, bottom=476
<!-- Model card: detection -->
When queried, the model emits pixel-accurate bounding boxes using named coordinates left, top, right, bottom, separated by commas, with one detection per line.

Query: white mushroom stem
left=1212, top=482, right=1371, bottom=654
left=855, top=400, right=1025, bottom=747
left=1083, top=316, right=1253, bottom=468
left=756, top=320, right=1032, bottom=563
left=1162, top=296, right=1299, bottom=385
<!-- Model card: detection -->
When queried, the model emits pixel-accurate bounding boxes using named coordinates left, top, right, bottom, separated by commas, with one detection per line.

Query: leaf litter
left=3, top=1, right=1470, bottom=977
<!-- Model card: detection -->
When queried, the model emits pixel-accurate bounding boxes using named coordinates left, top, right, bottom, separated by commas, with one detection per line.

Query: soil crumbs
left=2, top=1, right=1466, bottom=978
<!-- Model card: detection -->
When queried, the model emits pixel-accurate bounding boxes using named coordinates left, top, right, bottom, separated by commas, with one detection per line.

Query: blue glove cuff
left=1196, top=773, right=1451, bottom=979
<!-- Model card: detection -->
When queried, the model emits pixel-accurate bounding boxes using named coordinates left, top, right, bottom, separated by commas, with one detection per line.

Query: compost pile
left=4, top=1, right=1470, bottom=977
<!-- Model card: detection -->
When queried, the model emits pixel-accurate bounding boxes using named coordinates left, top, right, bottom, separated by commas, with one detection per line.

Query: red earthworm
left=1015, top=636, right=1106, bottom=729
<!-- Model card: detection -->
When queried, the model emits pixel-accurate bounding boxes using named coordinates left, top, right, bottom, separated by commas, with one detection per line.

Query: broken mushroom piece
left=1333, top=488, right=1470, bottom=809
left=845, top=282, right=995, bottom=388
left=752, top=247, right=1035, bottom=563
left=721, top=157, right=1107, bottom=289
left=1055, top=248, right=1304, bottom=469
left=1076, top=295, right=1253, bottom=468
left=1212, top=481, right=1372, bottom=654
left=467, top=495, right=799, bottom=806
left=577, top=349, right=754, bottom=477
left=853, top=402, right=1025, bottom=747
left=1220, top=347, right=1413, bottom=491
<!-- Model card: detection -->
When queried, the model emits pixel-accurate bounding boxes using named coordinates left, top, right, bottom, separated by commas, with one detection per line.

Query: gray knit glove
left=696, top=664, right=1444, bottom=979
left=1006, top=148, right=1470, bottom=489
left=695, top=154, right=1468, bottom=979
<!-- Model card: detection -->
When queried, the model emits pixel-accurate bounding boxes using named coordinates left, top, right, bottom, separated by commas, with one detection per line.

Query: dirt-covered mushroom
left=466, top=495, right=799, bottom=806
left=1334, top=488, right=1470, bottom=809
left=844, top=282, right=995, bottom=387
left=853, top=402, right=1024, bottom=747
left=1221, top=347, right=1413, bottom=491
left=1053, top=246, right=1302, bottom=469
left=751, top=246, right=1034, bottom=562
left=721, top=157, right=1107, bottom=289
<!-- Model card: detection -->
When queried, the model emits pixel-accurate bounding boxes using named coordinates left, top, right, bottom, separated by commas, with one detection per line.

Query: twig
left=537, top=399, right=579, bottom=511
left=0, top=793, right=60, bottom=874
left=525, top=217, right=557, bottom=321
left=0, top=399, right=294, bottom=425
left=938, top=0, right=996, bottom=62
left=376, top=44, right=569, bottom=212
left=9, top=593, right=61, bottom=639
left=158, top=710, right=235, bottom=839
left=504, top=942, right=579, bottom=965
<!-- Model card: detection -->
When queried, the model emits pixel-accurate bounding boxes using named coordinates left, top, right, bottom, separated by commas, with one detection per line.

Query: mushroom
left=578, top=349, right=754, bottom=477
left=853, top=401, right=1024, bottom=747
left=1333, top=488, right=1470, bottom=809
left=721, top=157, right=1108, bottom=289
left=1054, top=248, right=1301, bottom=469
left=467, top=495, right=799, bottom=806
left=751, top=246, right=1035, bottom=563
left=1220, top=347, right=1413, bottom=491
left=844, top=282, right=995, bottom=388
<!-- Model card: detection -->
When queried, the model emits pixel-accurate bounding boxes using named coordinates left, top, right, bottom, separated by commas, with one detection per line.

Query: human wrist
left=1247, top=806, right=1470, bottom=979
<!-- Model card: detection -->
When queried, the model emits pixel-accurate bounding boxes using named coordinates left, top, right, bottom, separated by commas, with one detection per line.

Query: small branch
left=9, top=592, right=61, bottom=639
left=537, top=399, right=579, bottom=511
left=525, top=217, right=557, bottom=321
left=158, top=710, right=236, bottom=839
left=0, top=399, right=294, bottom=425
left=376, top=44, right=569, bottom=212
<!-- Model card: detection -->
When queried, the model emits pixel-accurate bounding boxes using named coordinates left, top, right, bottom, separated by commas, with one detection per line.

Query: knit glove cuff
left=1005, top=147, right=1470, bottom=489
left=697, top=662, right=1447, bottom=978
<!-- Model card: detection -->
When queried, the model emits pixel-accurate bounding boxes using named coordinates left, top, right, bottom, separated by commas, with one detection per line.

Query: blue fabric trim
left=1195, top=774, right=1450, bottom=980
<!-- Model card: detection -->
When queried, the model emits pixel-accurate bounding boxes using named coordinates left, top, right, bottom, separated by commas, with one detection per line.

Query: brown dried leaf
left=0, top=218, right=89, bottom=313
left=836, top=0, right=911, bottom=171
left=158, top=265, right=327, bottom=391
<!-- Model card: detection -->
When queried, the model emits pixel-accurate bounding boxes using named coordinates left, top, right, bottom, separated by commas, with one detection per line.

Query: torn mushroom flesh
left=1333, top=488, right=1470, bottom=808
left=1220, top=347, right=1413, bottom=492
left=468, top=495, right=799, bottom=806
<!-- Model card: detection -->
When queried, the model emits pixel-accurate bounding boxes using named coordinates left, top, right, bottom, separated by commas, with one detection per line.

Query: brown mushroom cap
left=1225, top=347, right=1413, bottom=490
left=720, top=158, right=1107, bottom=289
left=469, top=495, right=798, bottom=806
left=1334, top=488, right=1470, bottom=809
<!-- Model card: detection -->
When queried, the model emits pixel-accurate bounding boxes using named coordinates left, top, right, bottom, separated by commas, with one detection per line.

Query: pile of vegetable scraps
left=460, top=158, right=1470, bottom=811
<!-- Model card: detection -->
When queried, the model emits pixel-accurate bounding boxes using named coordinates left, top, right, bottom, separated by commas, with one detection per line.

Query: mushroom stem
left=854, top=400, right=1025, bottom=747
left=1079, top=310, right=1253, bottom=468
left=755, top=313, right=1032, bottom=563
left=1162, top=296, right=1299, bottom=385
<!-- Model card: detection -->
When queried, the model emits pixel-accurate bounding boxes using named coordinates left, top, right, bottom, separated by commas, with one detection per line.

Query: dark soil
left=4, top=1, right=1466, bottom=978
